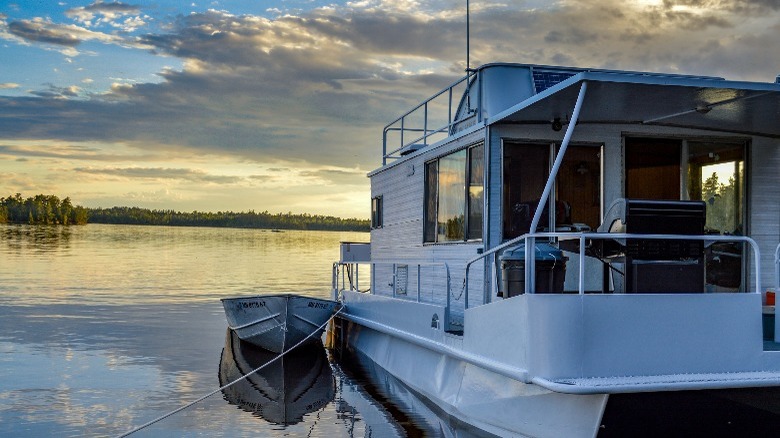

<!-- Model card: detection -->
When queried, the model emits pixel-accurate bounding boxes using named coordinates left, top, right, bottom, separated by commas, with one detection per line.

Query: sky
left=2, top=0, right=780, bottom=219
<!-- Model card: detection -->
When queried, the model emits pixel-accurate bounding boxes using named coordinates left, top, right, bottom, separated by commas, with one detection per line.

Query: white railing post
left=525, top=236, right=535, bottom=293
left=529, top=81, right=588, bottom=234
left=774, top=243, right=780, bottom=343
left=579, top=235, right=586, bottom=295
left=527, top=82, right=587, bottom=294
left=775, top=243, right=780, bottom=291
left=417, top=264, right=421, bottom=302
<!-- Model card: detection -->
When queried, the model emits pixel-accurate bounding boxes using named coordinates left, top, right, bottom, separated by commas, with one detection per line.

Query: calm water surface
left=0, top=224, right=484, bottom=437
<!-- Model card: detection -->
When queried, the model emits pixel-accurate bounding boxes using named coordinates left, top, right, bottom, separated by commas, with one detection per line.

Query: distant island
left=0, top=193, right=370, bottom=232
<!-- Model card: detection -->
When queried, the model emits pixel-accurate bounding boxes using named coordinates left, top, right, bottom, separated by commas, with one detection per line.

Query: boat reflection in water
left=332, top=348, right=499, bottom=438
left=218, top=328, right=496, bottom=436
left=218, top=329, right=335, bottom=425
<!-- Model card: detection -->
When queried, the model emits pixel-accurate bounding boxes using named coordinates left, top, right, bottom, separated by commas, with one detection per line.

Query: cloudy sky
left=2, top=0, right=780, bottom=218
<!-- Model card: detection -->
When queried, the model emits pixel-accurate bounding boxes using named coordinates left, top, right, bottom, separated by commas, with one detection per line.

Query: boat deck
left=539, top=370, right=780, bottom=395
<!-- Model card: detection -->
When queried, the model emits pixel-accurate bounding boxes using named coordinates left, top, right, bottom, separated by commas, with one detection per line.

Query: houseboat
left=330, top=63, right=780, bottom=436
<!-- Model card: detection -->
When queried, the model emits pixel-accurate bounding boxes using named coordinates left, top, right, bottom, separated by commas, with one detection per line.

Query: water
left=0, top=224, right=483, bottom=437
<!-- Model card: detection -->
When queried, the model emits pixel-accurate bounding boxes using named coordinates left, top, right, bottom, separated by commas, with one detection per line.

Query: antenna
left=466, top=0, right=470, bottom=72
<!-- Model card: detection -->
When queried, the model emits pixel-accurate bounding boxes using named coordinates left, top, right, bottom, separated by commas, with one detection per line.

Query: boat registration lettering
left=241, top=301, right=266, bottom=309
left=308, top=301, right=330, bottom=309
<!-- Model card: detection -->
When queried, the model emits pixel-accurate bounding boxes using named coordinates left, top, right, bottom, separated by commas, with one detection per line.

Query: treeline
left=0, top=194, right=88, bottom=225
left=88, top=206, right=370, bottom=231
left=1, top=194, right=369, bottom=231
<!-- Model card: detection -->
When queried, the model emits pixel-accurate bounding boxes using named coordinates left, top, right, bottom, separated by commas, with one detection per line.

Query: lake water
left=0, top=224, right=487, bottom=437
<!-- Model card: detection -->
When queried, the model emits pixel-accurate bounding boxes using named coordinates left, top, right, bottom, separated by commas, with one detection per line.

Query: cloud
left=28, top=84, right=83, bottom=99
left=2, top=0, right=780, bottom=176
left=73, top=166, right=242, bottom=184
left=299, top=168, right=368, bottom=186
left=0, top=141, right=164, bottom=163
left=0, top=83, right=20, bottom=89
left=65, top=1, right=145, bottom=31
left=4, top=16, right=129, bottom=51
left=8, top=19, right=84, bottom=46
left=662, top=0, right=780, bottom=14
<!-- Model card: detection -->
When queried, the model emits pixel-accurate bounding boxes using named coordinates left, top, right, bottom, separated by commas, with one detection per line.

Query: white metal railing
left=333, top=261, right=451, bottom=301
left=333, top=260, right=454, bottom=328
left=464, top=232, right=763, bottom=307
left=332, top=261, right=370, bottom=295
left=775, top=243, right=780, bottom=291
left=382, top=70, right=477, bottom=165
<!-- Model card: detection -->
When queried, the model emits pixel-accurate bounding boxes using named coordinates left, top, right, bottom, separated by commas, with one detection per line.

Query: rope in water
left=116, top=305, right=344, bottom=438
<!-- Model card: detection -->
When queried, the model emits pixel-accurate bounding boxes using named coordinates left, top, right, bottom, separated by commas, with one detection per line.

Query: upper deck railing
left=382, top=70, right=477, bottom=165
left=380, top=63, right=730, bottom=166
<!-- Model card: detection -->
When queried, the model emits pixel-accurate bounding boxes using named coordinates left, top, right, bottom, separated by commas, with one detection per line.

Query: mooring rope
left=116, top=305, right=344, bottom=438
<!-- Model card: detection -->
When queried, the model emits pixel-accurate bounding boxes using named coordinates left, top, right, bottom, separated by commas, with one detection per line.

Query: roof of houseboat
left=488, top=67, right=780, bottom=138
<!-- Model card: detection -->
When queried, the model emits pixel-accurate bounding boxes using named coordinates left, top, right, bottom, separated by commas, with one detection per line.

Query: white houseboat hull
left=336, top=291, right=608, bottom=437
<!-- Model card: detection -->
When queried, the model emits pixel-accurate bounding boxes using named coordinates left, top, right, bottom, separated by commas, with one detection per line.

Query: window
left=424, top=144, right=484, bottom=243
left=503, top=142, right=601, bottom=239
left=625, top=136, right=747, bottom=291
left=625, top=138, right=681, bottom=200
left=625, top=137, right=746, bottom=235
left=371, top=196, right=382, bottom=229
left=686, top=141, right=745, bottom=235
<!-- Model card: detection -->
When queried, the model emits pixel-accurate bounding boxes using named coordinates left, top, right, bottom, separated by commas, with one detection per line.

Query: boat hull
left=221, top=294, right=337, bottom=353
left=333, top=315, right=608, bottom=437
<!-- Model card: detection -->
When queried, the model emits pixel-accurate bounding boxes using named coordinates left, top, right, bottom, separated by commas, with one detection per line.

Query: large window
left=625, top=137, right=746, bottom=235
left=625, top=137, right=747, bottom=291
left=424, top=144, right=484, bottom=243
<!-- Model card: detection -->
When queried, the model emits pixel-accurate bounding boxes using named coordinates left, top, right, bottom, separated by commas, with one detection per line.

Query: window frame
left=371, top=195, right=383, bottom=229
left=423, top=143, right=484, bottom=244
left=501, top=140, right=603, bottom=241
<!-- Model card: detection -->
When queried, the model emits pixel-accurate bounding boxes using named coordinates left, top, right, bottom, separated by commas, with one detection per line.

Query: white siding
left=370, top=130, right=487, bottom=325
left=750, top=137, right=780, bottom=291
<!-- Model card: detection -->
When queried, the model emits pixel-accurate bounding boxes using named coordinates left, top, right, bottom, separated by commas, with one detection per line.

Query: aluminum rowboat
left=221, top=294, right=338, bottom=353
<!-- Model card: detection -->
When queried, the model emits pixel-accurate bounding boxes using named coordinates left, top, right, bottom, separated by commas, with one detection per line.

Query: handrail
left=382, top=70, right=477, bottom=165
left=464, top=233, right=530, bottom=309
left=334, top=260, right=453, bottom=330
left=334, top=260, right=450, bottom=301
left=465, top=232, right=763, bottom=305
left=775, top=243, right=780, bottom=291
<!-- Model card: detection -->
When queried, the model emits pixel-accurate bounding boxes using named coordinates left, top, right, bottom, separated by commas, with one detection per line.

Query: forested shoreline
left=0, top=194, right=369, bottom=231
left=0, top=194, right=88, bottom=225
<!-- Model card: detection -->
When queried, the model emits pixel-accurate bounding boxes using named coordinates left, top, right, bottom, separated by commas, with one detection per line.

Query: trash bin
left=500, top=243, right=567, bottom=297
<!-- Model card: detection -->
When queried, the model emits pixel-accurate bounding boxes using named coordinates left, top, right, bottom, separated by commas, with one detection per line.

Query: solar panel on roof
left=532, top=70, right=576, bottom=93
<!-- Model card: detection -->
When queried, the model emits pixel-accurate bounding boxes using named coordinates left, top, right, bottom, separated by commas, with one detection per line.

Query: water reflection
left=333, top=349, right=499, bottom=438
left=1, top=224, right=495, bottom=437
left=217, top=327, right=497, bottom=437
left=0, top=224, right=73, bottom=253
left=219, top=329, right=335, bottom=425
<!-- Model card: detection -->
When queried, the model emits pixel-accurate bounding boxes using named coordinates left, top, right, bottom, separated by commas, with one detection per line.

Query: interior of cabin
left=500, top=137, right=747, bottom=294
